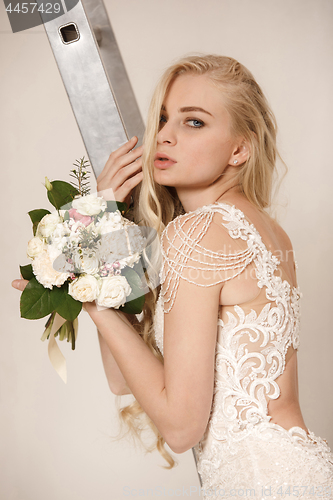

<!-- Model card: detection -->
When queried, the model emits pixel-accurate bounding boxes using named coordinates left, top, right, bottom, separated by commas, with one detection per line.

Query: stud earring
left=233, top=160, right=238, bottom=164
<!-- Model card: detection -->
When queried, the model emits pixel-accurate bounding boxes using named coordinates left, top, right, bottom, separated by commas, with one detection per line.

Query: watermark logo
left=3, top=0, right=80, bottom=33
left=122, top=484, right=332, bottom=497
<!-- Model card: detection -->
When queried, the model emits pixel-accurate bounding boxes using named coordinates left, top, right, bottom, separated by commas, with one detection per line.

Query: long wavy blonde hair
left=115, top=54, right=286, bottom=468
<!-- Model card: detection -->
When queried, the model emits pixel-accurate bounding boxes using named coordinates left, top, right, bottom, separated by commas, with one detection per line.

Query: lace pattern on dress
left=193, top=424, right=333, bottom=498
left=153, top=202, right=333, bottom=495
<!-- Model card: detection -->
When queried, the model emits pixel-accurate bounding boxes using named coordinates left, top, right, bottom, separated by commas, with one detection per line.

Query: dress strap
left=160, top=206, right=257, bottom=313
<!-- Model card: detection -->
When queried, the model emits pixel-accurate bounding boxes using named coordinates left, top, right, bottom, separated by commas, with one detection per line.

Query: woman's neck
left=177, top=181, right=242, bottom=213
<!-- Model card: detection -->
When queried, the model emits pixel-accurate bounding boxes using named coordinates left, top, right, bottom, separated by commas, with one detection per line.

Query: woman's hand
left=11, top=278, right=29, bottom=292
left=82, top=300, right=123, bottom=327
left=97, top=136, right=144, bottom=207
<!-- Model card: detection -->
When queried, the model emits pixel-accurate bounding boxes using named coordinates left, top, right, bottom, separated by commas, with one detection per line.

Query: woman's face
left=153, top=74, right=242, bottom=196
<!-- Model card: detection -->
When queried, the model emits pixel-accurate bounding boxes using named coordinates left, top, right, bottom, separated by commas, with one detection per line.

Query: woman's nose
left=157, top=121, right=176, bottom=145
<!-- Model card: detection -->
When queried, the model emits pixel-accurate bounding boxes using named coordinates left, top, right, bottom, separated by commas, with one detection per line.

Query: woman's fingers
left=114, top=156, right=143, bottom=186
left=115, top=170, right=144, bottom=203
left=97, top=136, right=144, bottom=203
left=97, top=136, right=141, bottom=183
left=109, top=140, right=143, bottom=166
left=11, top=279, right=29, bottom=291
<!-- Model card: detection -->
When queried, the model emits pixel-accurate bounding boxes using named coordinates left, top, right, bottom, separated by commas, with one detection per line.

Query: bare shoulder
left=220, top=194, right=297, bottom=283
left=263, top=211, right=295, bottom=256
left=222, top=194, right=293, bottom=249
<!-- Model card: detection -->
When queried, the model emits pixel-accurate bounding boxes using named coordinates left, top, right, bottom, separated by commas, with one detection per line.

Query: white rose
left=36, top=213, right=62, bottom=238
left=78, top=254, right=100, bottom=275
left=72, top=194, right=107, bottom=216
left=68, top=274, right=100, bottom=302
left=95, top=211, right=123, bottom=235
left=96, top=275, right=131, bottom=309
left=32, top=250, right=70, bottom=289
left=27, top=237, right=46, bottom=259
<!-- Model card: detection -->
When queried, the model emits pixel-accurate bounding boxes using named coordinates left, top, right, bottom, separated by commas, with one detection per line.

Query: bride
left=13, top=54, right=333, bottom=497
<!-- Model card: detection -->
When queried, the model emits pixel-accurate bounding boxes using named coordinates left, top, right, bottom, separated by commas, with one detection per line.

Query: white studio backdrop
left=1, top=1, right=332, bottom=499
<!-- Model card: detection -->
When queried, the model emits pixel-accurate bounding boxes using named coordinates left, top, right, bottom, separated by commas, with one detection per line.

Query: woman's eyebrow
left=179, top=106, right=213, bottom=116
left=160, top=105, right=213, bottom=116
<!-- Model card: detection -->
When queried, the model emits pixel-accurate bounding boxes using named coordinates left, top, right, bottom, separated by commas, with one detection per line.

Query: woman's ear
left=229, top=140, right=251, bottom=166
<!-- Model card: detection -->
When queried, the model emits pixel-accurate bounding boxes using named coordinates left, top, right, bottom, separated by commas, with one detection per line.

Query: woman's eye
left=187, top=119, right=204, bottom=128
left=159, top=115, right=167, bottom=129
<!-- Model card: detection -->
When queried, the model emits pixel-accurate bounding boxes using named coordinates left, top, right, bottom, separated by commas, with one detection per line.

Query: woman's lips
left=154, top=153, right=177, bottom=169
left=154, top=159, right=176, bottom=169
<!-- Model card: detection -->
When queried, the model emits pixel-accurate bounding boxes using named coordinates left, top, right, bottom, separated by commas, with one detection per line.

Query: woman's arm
left=97, top=311, right=139, bottom=395
left=92, top=136, right=144, bottom=394
left=84, top=269, right=221, bottom=454
left=84, top=219, right=228, bottom=453
left=98, top=331, right=131, bottom=395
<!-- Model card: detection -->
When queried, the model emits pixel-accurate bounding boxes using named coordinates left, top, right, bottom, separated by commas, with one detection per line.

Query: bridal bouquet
left=19, top=159, right=147, bottom=362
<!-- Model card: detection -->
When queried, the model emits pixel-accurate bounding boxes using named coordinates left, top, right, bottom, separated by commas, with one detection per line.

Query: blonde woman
left=13, top=55, right=333, bottom=497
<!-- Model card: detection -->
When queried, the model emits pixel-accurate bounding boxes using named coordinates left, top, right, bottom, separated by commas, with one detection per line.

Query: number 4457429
left=6, top=3, right=61, bottom=14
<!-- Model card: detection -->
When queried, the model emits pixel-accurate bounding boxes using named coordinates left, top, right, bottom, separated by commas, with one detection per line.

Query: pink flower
left=68, top=208, right=92, bottom=227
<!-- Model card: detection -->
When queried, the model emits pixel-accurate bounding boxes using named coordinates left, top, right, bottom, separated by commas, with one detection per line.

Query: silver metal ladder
left=38, top=0, right=144, bottom=178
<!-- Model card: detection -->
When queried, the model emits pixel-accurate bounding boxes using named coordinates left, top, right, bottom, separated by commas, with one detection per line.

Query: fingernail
left=11, top=280, right=19, bottom=289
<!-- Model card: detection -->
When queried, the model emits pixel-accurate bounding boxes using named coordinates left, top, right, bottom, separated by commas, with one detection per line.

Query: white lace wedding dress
left=153, top=202, right=333, bottom=499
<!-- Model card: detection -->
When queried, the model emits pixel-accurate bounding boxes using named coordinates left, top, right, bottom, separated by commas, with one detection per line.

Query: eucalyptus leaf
left=121, top=267, right=146, bottom=314
left=132, top=257, right=147, bottom=277
left=20, top=264, right=34, bottom=281
left=106, top=200, right=127, bottom=214
left=20, top=277, right=54, bottom=320
left=47, top=180, right=79, bottom=211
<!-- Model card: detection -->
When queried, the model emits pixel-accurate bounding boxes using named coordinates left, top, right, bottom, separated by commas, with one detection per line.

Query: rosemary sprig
left=70, top=157, right=91, bottom=196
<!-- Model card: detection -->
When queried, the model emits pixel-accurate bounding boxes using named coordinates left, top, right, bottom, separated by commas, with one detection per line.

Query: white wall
left=1, top=1, right=332, bottom=499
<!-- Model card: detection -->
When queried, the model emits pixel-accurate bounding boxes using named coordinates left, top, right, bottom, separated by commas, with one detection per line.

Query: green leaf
left=120, top=267, right=146, bottom=314
left=20, top=277, right=54, bottom=320
left=28, top=208, right=51, bottom=224
left=51, top=283, right=82, bottom=321
left=106, top=200, right=127, bottom=214
left=20, top=264, right=34, bottom=280
left=28, top=209, right=51, bottom=236
left=121, top=294, right=145, bottom=314
left=47, top=180, right=79, bottom=211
